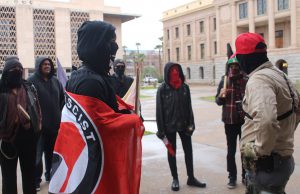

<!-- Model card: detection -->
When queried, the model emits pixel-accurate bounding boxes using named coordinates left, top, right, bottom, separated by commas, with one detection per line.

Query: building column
left=216, top=6, right=220, bottom=55
left=290, top=0, right=297, bottom=47
left=248, top=0, right=255, bottom=32
left=267, top=0, right=275, bottom=49
left=192, top=20, right=197, bottom=62
left=180, top=23, right=184, bottom=62
left=231, top=2, right=237, bottom=49
left=205, top=16, right=211, bottom=58
left=169, top=28, right=173, bottom=62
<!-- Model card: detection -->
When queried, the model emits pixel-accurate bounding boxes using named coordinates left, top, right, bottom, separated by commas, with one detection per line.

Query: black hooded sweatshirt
left=65, top=21, right=118, bottom=112
left=27, top=57, right=64, bottom=134
left=156, top=62, right=195, bottom=135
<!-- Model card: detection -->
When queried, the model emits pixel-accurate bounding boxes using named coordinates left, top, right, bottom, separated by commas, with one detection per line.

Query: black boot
left=171, top=179, right=180, bottom=191
left=187, top=177, right=206, bottom=188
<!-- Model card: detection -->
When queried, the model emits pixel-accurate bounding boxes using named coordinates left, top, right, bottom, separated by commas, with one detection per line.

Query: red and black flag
left=49, top=92, right=144, bottom=194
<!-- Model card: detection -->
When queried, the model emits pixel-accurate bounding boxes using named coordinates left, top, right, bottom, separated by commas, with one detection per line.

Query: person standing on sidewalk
left=0, top=56, right=42, bottom=194
left=156, top=62, right=206, bottom=192
left=28, top=57, right=64, bottom=191
left=235, top=32, right=300, bottom=193
left=215, top=56, right=247, bottom=189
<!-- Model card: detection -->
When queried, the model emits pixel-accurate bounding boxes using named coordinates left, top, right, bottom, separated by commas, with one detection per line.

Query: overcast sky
left=104, top=0, right=194, bottom=50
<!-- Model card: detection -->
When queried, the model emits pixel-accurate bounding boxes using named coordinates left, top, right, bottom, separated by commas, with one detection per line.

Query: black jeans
left=36, top=131, right=57, bottom=184
left=225, top=124, right=245, bottom=180
left=166, top=131, right=194, bottom=179
left=0, top=128, right=37, bottom=194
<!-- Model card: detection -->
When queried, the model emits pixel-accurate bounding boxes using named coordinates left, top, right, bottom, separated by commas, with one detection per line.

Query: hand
left=219, top=88, right=226, bottom=98
left=185, top=126, right=194, bottom=136
left=156, top=131, right=165, bottom=140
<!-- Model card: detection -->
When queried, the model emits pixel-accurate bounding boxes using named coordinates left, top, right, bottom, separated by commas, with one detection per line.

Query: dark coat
left=110, top=73, right=134, bottom=98
left=66, top=21, right=119, bottom=112
left=156, top=62, right=195, bottom=136
left=27, top=57, right=64, bottom=134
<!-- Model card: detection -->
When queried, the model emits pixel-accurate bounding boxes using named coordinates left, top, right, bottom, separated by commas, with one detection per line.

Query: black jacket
left=66, top=21, right=118, bottom=112
left=110, top=73, right=134, bottom=98
left=27, top=57, right=64, bottom=134
left=156, top=62, right=195, bottom=136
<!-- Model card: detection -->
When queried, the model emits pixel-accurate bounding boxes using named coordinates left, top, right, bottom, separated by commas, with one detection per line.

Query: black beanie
left=3, top=56, right=23, bottom=73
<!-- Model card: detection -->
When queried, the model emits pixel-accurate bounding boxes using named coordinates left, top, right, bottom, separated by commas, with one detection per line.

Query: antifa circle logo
left=49, top=94, right=103, bottom=194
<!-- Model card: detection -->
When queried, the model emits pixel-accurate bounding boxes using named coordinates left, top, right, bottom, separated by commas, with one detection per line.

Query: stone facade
left=162, top=0, right=300, bottom=83
left=0, top=0, right=138, bottom=78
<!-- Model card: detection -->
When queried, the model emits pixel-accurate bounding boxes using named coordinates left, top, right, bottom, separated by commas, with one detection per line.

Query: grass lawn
left=296, top=82, right=300, bottom=92
left=140, top=95, right=152, bottom=99
left=199, top=96, right=215, bottom=102
left=144, top=131, right=154, bottom=135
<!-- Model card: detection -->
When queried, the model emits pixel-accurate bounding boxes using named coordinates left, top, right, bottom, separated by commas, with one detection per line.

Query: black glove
left=156, top=131, right=165, bottom=140
left=185, top=126, right=195, bottom=136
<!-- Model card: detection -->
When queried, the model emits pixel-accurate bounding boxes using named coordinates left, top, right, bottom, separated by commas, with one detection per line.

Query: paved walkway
left=7, top=85, right=300, bottom=194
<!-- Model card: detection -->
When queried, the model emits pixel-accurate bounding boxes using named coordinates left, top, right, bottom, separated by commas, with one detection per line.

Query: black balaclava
left=236, top=42, right=269, bottom=75
left=0, top=56, right=23, bottom=90
left=77, top=21, right=119, bottom=75
left=113, top=59, right=126, bottom=78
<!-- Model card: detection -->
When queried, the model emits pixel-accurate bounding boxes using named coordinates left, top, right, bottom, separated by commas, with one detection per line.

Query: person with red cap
left=156, top=62, right=206, bottom=191
left=235, top=32, right=300, bottom=193
left=215, top=56, right=247, bottom=189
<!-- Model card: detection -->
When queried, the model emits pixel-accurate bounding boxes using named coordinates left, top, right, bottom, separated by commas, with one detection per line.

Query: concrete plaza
left=7, top=85, right=300, bottom=194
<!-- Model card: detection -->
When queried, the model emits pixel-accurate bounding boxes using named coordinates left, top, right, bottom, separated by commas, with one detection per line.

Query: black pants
left=36, top=131, right=57, bottom=184
left=0, top=129, right=37, bottom=194
left=166, top=131, right=194, bottom=179
left=225, top=124, right=245, bottom=180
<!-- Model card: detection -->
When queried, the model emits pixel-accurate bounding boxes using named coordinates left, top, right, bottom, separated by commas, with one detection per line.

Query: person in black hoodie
left=27, top=57, right=64, bottom=191
left=156, top=62, right=206, bottom=191
left=0, top=56, right=42, bottom=194
left=65, top=20, right=119, bottom=111
left=111, top=59, right=134, bottom=98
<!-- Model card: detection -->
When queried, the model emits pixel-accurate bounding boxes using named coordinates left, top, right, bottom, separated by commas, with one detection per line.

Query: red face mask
left=168, top=66, right=182, bottom=89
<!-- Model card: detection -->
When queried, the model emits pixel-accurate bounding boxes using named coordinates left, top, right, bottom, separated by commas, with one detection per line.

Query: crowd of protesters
left=0, top=20, right=299, bottom=194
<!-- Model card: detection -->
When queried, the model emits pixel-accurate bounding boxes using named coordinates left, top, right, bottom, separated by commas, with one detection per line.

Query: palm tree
left=154, top=45, right=162, bottom=77
left=122, top=45, right=127, bottom=61
left=136, top=42, right=141, bottom=54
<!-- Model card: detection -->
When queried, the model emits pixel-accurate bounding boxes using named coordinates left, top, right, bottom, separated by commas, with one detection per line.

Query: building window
left=70, top=11, right=89, bottom=68
left=199, top=21, right=204, bottom=33
left=187, top=67, right=191, bottom=79
left=214, top=41, right=217, bottom=54
left=278, top=0, right=289, bottom=10
left=200, top=43, right=205, bottom=59
left=33, top=9, right=56, bottom=64
left=175, top=27, right=179, bottom=38
left=259, top=33, right=264, bottom=37
left=213, top=17, right=216, bottom=31
left=275, top=30, right=283, bottom=48
left=199, top=67, right=204, bottom=79
left=0, top=6, right=17, bottom=69
left=187, top=24, right=191, bottom=36
left=167, top=29, right=170, bottom=40
left=187, top=45, right=192, bottom=60
left=176, top=47, right=180, bottom=61
left=239, top=2, right=248, bottom=19
left=257, top=0, right=266, bottom=15
left=167, top=49, right=170, bottom=61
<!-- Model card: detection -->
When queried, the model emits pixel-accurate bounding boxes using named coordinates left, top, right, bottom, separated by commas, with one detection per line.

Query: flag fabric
left=49, top=92, right=144, bottom=194
left=56, top=58, right=68, bottom=88
left=122, top=78, right=136, bottom=109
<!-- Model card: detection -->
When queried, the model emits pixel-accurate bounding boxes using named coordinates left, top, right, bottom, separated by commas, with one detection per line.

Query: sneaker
left=171, top=179, right=180, bottom=191
left=36, top=183, right=41, bottom=191
left=227, top=179, right=236, bottom=189
left=187, top=177, right=206, bottom=188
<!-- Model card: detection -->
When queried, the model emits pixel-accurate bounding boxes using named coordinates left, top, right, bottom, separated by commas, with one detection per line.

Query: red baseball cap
left=235, top=32, right=266, bottom=54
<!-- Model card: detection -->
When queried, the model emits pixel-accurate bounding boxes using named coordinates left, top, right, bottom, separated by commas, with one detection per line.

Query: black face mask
left=115, top=68, right=125, bottom=77
left=110, top=42, right=119, bottom=62
left=6, top=69, right=23, bottom=88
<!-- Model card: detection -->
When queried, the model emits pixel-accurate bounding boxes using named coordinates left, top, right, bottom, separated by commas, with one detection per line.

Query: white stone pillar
left=290, top=0, right=297, bottom=47
left=205, top=16, right=211, bottom=58
left=180, top=23, right=184, bottom=62
left=192, top=20, right=197, bottom=62
left=267, top=0, right=275, bottom=49
left=216, top=7, right=220, bottom=55
left=248, top=0, right=255, bottom=32
left=231, top=2, right=237, bottom=49
left=15, top=5, right=34, bottom=69
left=55, top=8, right=72, bottom=68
